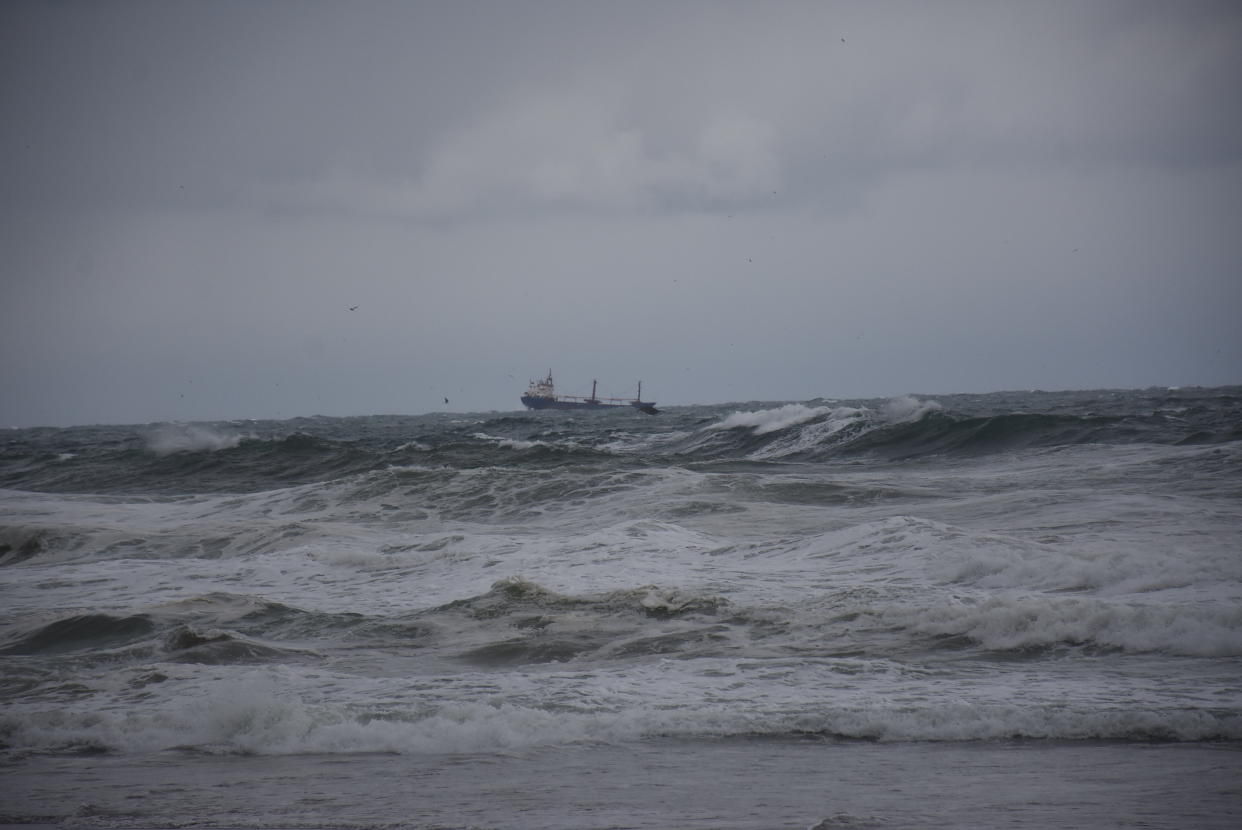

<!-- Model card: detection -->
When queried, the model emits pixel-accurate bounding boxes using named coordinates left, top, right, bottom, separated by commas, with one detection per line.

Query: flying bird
left=349, top=305, right=359, bottom=311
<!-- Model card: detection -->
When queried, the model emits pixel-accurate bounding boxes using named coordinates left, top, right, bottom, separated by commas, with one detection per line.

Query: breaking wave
left=4, top=666, right=1238, bottom=758
left=687, top=395, right=1233, bottom=462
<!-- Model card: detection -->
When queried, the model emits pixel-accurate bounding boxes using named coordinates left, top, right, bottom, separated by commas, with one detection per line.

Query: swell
left=830, top=411, right=1127, bottom=460
left=0, top=433, right=379, bottom=495
left=0, top=420, right=626, bottom=496
left=686, top=403, right=1240, bottom=463
left=3, top=390, right=1238, bottom=495
left=0, top=615, right=304, bottom=666
left=10, top=572, right=1231, bottom=678
left=0, top=596, right=332, bottom=666
left=0, top=613, right=158, bottom=655
left=0, top=580, right=732, bottom=671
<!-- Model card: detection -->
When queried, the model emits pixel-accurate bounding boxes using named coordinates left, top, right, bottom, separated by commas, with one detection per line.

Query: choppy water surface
left=2, top=387, right=1240, bottom=828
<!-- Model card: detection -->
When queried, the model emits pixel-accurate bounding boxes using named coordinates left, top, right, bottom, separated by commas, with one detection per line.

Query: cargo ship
left=521, top=371, right=658, bottom=414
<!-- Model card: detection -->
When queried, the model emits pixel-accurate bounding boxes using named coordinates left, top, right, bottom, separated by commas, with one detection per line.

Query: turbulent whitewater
left=2, top=387, right=1240, bottom=828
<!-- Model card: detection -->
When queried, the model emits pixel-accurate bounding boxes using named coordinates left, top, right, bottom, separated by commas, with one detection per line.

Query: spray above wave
left=146, top=424, right=248, bottom=456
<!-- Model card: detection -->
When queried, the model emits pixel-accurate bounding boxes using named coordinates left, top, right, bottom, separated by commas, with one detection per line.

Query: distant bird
left=349, top=305, right=359, bottom=311
left=444, top=397, right=449, bottom=405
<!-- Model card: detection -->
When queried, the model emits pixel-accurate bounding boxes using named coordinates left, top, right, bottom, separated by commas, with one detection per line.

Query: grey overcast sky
left=2, top=0, right=1240, bottom=426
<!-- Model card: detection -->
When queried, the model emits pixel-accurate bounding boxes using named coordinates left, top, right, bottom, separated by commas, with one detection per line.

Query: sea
left=2, top=386, right=1240, bottom=829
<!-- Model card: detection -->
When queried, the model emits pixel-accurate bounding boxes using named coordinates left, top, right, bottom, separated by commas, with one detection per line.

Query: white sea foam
left=308, top=547, right=413, bottom=571
left=471, top=431, right=567, bottom=451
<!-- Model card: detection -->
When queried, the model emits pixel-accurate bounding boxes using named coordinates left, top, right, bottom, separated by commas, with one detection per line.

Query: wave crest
left=708, top=403, right=833, bottom=435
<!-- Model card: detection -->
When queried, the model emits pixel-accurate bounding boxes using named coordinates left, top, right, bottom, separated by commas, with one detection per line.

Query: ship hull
left=522, top=396, right=655, bottom=412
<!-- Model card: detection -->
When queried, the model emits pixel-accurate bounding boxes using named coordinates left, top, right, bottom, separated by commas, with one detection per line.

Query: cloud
left=252, top=1, right=1242, bottom=224
left=276, top=88, right=780, bottom=220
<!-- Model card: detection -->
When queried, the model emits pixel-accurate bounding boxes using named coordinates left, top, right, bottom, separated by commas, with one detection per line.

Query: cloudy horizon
left=3, top=0, right=1240, bottom=427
